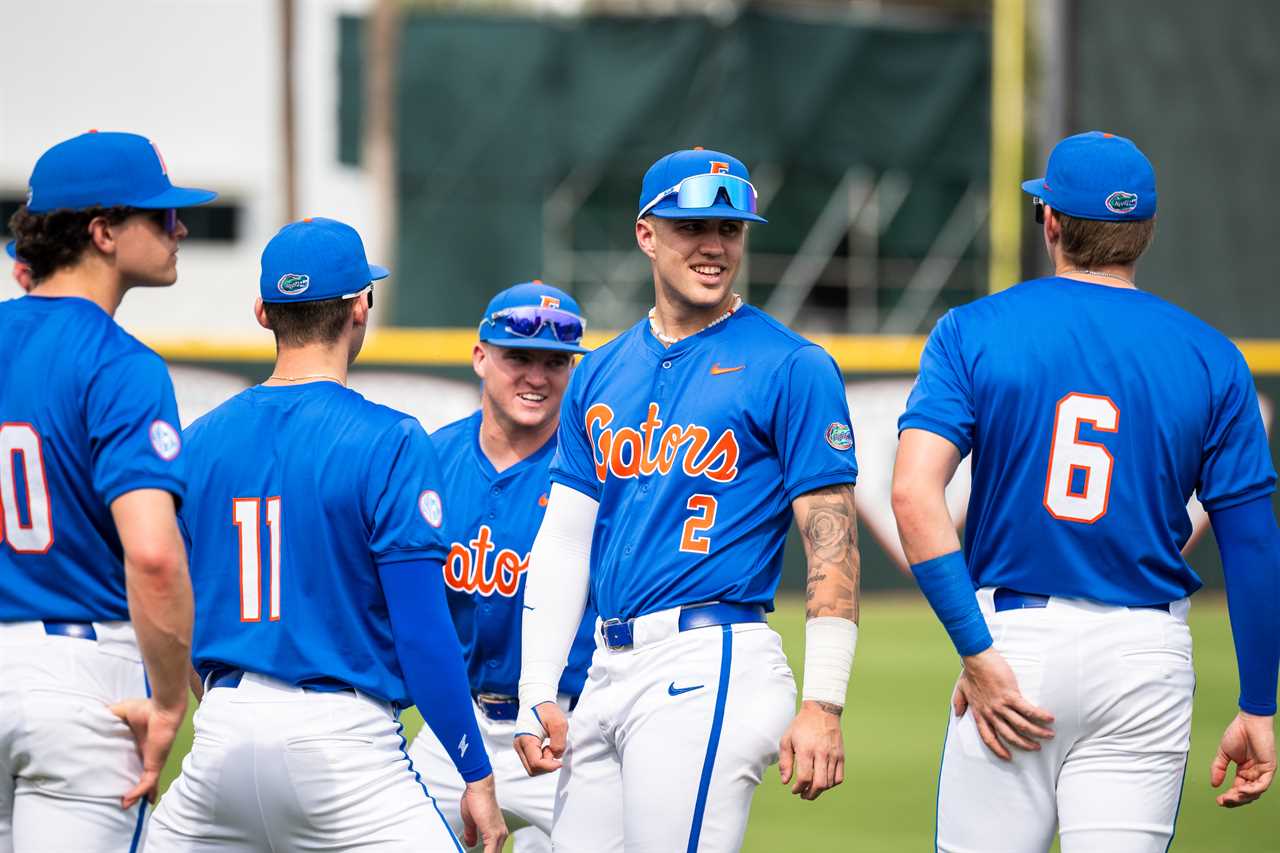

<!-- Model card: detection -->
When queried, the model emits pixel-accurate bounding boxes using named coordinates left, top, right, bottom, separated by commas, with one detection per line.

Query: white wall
left=0, top=0, right=383, bottom=338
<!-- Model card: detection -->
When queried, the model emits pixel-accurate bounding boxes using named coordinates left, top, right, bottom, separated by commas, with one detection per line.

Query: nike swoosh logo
left=710, top=364, right=745, bottom=375
left=523, top=605, right=536, bottom=611
left=668, top=682, right=704, bottom=696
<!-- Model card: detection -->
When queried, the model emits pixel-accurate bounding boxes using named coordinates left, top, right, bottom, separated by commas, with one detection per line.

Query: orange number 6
left=680, top=494, right=718, bottom=554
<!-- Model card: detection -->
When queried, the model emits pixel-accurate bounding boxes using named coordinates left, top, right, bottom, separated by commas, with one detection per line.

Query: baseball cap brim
left=483, top=335, right=589, bottom=355
left=369, top=264, right=390, bottom=281
left=130, top=185, right=219, bottom=209
left=1020, top=178, right=1047, bottom=199
left=4, top=241, right=15, bottom=260
left=648, top=201, right=767, bottom=224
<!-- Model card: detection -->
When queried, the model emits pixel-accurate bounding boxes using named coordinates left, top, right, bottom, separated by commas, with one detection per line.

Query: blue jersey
left=551, top=305, right=858, bottom=621
left=0, top=296, right=184, bottom=622
left=180, top=383, right=449, bottom=705
left=900, top=277, right=1277, bottom=605
left=432, top=412, right=595, bottom=697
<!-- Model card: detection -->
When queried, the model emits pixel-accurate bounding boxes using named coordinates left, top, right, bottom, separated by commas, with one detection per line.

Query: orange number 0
left=680, top=494, right=718, bottom=554
left=1043, top=393, right=1120, bottom=524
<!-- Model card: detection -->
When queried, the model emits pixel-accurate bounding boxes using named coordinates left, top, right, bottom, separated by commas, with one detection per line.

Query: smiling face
left=474, top=343, right=573, bottom=434
left=637, top=215, right=745, bottom=317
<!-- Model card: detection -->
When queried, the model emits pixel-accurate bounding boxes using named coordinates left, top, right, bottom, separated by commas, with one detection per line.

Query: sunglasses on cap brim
left=637, top=172, right=759, bottom=220
left=342, top=283, right=374, bottom=309
left=481, top=305, right=586, bottom=345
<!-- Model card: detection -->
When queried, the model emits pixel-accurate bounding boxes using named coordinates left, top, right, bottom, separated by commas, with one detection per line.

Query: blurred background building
left=2, top=0, right=1276, bottom=590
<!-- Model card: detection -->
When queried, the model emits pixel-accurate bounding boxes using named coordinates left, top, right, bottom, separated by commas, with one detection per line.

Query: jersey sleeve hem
left=785, top=471, right=858, bottom=504
left=102, top=477, right=185, bottom=510
left=548, top=470, right=601, bottom=500
left=375, top=547, right=447, bottom=566
left=897, top=415, right=970, bottom=457
left=1199, top=481, right=1278, bottom=513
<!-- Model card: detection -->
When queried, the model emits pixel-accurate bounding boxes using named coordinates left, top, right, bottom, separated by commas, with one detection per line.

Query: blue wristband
left=910, top=550, right=993, bottom=658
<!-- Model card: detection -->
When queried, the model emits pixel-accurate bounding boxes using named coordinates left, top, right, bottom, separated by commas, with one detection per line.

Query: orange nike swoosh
left=710, top=364, right=745, bottom=375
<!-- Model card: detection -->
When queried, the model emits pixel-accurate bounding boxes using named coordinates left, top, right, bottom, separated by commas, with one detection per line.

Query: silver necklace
left=1063, top=268, right=1134, bottom=286
left=648, top=294, right=743, bottom=345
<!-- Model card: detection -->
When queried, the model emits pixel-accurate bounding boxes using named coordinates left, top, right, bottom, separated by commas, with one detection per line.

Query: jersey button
left=662, top=360, right=672, bottom=369
left=487, top=660, right=499, bottom=669
left=490, top=486, right=502, bottom=495
left=623, top=545, right=633, bottom=556
left=488, top=511, right=496, bottom=519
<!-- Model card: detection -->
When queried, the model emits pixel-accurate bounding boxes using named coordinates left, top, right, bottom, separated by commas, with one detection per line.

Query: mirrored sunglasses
left=145, top=208, right=179, bottom=236
left=483, top=305, right=585, bottom=345
left=638, top=172, right=759, bottom=219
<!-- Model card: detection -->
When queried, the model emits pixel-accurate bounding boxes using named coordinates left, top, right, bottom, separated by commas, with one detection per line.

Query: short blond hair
left=1057, top=211, right=1155, bottom=268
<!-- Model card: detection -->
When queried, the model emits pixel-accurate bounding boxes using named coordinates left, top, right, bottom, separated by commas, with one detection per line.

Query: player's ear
left=472, top=343, right=487, bottom=381
left=350, top=293, right=369, bottom=330
left=635, top=216, right=658, bottom=260
left=253, top=297, right=270, bottom=331
left=87, top=216, right=117, bottom=256
left=1043, top=205, right=1062, bottom=244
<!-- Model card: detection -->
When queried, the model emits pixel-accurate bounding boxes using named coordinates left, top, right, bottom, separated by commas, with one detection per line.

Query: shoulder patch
left=149, top=420, right=182, bottom=461
left=825, top=422, right=853, bottom=451
left=418, top=489, right=443, bottom=528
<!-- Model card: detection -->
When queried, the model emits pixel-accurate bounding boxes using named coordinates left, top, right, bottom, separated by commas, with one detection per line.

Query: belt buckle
left=600, top=618, right=633, bottom=650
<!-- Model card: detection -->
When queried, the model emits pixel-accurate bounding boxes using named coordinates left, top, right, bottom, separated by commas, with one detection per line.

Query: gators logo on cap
left=825, top=422, right=853, bottom=451
left=277, top=273, right=310, bottom=295
left=1105, top=191, right=1139, bottom=215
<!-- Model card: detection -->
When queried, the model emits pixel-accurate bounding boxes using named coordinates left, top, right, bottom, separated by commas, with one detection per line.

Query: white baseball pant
left=147, top=672, right=462, bottom=852
left=0, top=620, right=149, bottom=853
left=936, top=588, right=1194, bottom=853
left=551, top=609, right=796, bottom=852
left=408, top=698, right=565, bottom=852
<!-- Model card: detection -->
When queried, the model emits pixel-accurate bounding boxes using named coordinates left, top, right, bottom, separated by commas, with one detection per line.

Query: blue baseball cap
left=26, top=130, right=217, bottom=214
left=637, top=148, right=767, bottom=223
left=259, top=217, right=389, bottom=304
left=478, top=281, right=589, bottom=354
left=4, top=241, right=15, bottom=261
left=1021, top=131, right=1156, bottom=221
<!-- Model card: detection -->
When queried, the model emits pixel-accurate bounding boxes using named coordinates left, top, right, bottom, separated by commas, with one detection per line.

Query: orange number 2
left=679, top=494, right=718, bottom=554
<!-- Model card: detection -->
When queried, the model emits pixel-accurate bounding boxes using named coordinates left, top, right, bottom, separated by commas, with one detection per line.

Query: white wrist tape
left=801, top=616, right=857, bottom=706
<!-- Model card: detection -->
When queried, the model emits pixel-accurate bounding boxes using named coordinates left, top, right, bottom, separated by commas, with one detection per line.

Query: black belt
left=993, top=588, right=1169, bottom=613
left=207, top=668, right=358, bottom=696
left=600, top=602, right=766, bottom=651
left=44, top=621, right=97, bottom=640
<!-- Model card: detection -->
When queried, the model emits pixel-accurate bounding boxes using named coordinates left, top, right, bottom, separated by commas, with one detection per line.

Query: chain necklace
left=1063, top=268, right=1135, bottom=287
left=267, top=374, right=345, bottom=386
left=648, top=293, right=743, bottom=345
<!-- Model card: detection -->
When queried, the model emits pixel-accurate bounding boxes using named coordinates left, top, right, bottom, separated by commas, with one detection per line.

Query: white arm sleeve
left=518, top=482, right=598, bottom=713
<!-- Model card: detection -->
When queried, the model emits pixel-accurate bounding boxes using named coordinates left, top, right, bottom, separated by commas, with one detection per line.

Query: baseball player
left=893, top=131, right=1279, bottom=852
left=146, top=217, right=507, bottom=852
left=407, top=280, right=599, bottom=852
left=0, top=131, right=212, bottom=849
left=516, top=148, right=862, bottom=851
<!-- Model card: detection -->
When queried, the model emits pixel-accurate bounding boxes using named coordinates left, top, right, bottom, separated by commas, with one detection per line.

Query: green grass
left=159, top=594, right=1278, bottom=851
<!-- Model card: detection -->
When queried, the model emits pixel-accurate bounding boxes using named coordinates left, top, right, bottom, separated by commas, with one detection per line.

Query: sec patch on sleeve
left=149, top=419, right=182, bottom=461
left=825, top=422, right=853, bottom=451
left=419, top=489, right=443, bottom=528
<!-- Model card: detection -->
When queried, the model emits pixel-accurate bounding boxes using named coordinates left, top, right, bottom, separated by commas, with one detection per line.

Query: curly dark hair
left=7, top=204, right=135, bottom=283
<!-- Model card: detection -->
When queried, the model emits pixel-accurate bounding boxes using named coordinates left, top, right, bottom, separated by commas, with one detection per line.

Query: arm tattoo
left=796, top=484, right=860, bottom=622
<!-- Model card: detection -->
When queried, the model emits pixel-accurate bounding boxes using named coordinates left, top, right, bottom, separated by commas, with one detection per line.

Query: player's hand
left=955, top=648, right=1054, bottom=761
left=460, top=773, right=509, bottom=852
left=778, top=700, right=845, bottom=801
left=108, top=696, right=188, bottom=808
left=513, top=701, right=567, bottom=776
left=1211, top=711, right=1276, bottom=808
